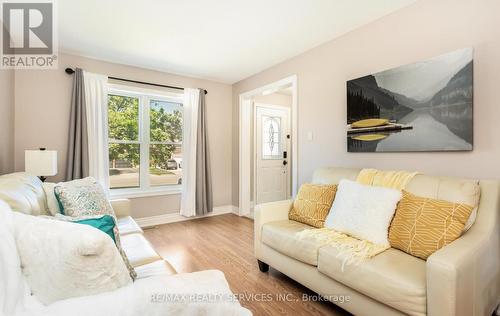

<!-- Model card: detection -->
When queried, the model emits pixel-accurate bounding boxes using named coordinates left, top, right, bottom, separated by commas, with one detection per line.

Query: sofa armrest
left=254, top=199, right=293, bottom=257
left=426, top=180, right=500, bottom=316
left=110, top=199, right=131, bottom=218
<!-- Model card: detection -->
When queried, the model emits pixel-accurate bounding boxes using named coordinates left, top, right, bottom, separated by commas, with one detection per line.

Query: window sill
left=109, top=187, right=182, bottom=199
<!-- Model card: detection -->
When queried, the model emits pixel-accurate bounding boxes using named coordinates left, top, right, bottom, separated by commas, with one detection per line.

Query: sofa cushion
left=0, top=172, right=48, bottom=216
left=55, top=181, right=114, bottom=218
left=41, top=212, right=137, bottom=281
left=120, top=233, right=161, bottom=267
left=313, top=169, right=480, bottom=232
left=0, top=201, right=28, bottom=315
left=117, top=216, right=143, bottom=236
left=53, top=214, right=117, bottom=243
left=389, top=190, right=473, bottom=260
left=405, top=174, right=480, bottom=232
left=135, top=260, right=177, bottom=279
left=312, top=167, right=360, bottom=185
left=318, top=246, right=426, bottom=316
left=13, top=211, right=131, bottom=305
left=288, top=183, right=337, bottom=228
left=261, top=220, right=329, bottom=266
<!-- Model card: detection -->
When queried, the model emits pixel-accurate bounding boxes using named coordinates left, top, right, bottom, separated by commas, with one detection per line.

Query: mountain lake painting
left=347, top=48, right=473, bottom=152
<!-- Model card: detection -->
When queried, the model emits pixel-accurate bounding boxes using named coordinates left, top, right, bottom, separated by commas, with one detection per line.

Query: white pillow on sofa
left=13, top=212, right=131, bottom=305
left=43, top=178, right=97, bottom=216
left=0, top=201, right=34, bottom=315
left=325, top=179, right=402, bottom=246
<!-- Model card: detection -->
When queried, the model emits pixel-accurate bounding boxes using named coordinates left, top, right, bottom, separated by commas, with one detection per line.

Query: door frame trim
left=254, top=103, right=292, bottom=204
left=238, top=75, right=298, bottom=216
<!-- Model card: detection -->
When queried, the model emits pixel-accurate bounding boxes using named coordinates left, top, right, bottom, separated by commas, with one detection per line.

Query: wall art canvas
left=347, top=48, right=473, bottom=152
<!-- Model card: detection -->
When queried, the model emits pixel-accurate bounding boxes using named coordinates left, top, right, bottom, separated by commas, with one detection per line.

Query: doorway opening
left=239, top=75, right=297, bottom=217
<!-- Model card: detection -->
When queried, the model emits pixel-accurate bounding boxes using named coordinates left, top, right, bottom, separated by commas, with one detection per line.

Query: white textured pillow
left=0, top=201, right=31, bottom=315
left=325, top=179, right=402, bottom=246
left=13, top=212, right=131, bottom=305
left=55, top=182, right=114, bottom=218
left=43, top=178, right=97, bottom=216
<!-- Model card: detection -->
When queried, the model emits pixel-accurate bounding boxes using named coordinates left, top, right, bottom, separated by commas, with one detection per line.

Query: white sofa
left=0, top=172, right=252, bottom=316
left=255, top=167, right=500, bottom=316
left=0, top=172, right=176, bottom=279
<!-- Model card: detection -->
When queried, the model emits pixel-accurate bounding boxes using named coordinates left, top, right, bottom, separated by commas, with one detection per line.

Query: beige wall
left=232, top=0, right=500, bottom=205
left=253, top=93, right=292, bottom=107
left=7, top=0, right=500, bottom=213
left=13, top=53, right=233, bottom=217
left=0, top=69, right=15, bottom=174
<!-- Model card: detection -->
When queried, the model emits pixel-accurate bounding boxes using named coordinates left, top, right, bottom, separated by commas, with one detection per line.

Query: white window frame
left=108, top=84, right=184, bottom=199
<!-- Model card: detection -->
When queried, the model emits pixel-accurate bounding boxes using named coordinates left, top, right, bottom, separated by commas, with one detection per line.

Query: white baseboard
left=135, top=205, right=239, bottom=228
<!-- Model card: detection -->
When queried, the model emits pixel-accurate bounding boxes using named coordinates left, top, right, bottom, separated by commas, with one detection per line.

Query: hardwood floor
left=143, top=214, right=351, bottom=316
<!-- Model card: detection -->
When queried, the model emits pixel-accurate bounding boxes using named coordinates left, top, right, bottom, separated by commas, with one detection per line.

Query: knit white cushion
left=325, top=179, right=402, bottom=246
left=13, top=212, right=131, bottom=305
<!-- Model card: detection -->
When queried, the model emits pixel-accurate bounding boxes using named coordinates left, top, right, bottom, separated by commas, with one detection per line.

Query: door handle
left=283, top=160, right=288, bottom=166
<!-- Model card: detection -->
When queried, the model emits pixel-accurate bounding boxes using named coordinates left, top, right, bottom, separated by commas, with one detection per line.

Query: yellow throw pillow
left=289, top=184, right=337, bottom=228
left=389, top=190, right=474, bottom=260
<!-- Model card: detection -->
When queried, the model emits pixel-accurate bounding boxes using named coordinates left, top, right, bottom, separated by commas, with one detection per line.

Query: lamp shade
left=25, top=150, right=58, bottom=177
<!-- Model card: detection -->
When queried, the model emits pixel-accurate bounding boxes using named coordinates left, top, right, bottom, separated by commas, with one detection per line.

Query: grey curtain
left=65, top=68, right=89, bottom=180
left=195, top=90, right=213, bottom=215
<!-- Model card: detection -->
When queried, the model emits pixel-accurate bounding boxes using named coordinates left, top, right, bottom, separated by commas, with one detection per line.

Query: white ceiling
left=59, top=0, right=417, bottom=84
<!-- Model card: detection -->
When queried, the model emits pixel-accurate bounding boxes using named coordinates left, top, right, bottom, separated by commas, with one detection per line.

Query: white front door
left=255, top=105, right=290, bottom=204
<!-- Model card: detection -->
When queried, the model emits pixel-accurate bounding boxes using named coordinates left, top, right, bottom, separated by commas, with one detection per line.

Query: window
left=107, top=86, right=183, bottom=196
left=262, top=115, right=282, bottom=159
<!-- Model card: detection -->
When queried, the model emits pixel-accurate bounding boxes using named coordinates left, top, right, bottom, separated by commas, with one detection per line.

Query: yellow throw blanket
left=296, top=168, right=418, bottom=270
left=296, top=228, right=389, bottom=271
left=356, top=168, right=418, bottom=190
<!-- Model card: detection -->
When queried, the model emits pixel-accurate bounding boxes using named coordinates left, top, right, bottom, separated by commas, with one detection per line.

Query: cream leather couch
left=0, top=172, right=176, bottom=279
left=255, top=167, right=500, bottom=316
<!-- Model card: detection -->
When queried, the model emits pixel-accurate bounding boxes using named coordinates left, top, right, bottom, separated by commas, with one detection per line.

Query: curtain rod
left=64, top=68, right=207, bottom=95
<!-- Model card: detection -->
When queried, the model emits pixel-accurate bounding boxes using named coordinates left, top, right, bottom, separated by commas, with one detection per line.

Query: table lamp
left=25, top=148, right=58, bottom=182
